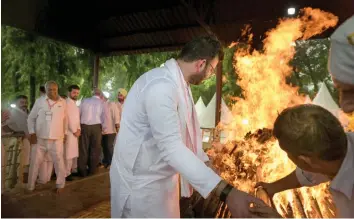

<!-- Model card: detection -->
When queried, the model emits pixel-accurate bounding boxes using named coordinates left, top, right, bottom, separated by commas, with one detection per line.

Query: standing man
left=27, top=81, right=67, bottom=193
left=102, top=94, right=120, bottom=169
left=78, top=88, right=106, bottom=177
left=4, top=95, right=30, bottom=183
left=65, top=85, right=81, bottom=181
left=115, top=88, right=127, bottom=127
left=110, top=35, right=263, bottom=217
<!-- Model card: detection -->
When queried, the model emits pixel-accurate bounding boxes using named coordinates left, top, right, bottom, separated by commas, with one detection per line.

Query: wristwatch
left=219, top=183, right=233, bottom=202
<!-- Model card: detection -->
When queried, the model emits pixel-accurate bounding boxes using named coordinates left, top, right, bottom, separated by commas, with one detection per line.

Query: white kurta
left=110, top=59, right=220, bottom=218
left=65, top=98, right=80, bottom=159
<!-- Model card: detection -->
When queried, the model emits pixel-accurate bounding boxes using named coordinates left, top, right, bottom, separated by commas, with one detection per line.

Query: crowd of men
left=2, top=82, right=127, bottom=193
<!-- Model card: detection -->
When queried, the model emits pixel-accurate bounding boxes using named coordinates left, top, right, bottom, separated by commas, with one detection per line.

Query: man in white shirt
left=78, top=88, right=106, bottom=177
left=327, top=15, right=354, bottom=114
left=27, top=81, right=67, bottom=193
left=110, top=35, right=263, bottom=218
left=251, top=105, right=354, bottom=218
left=64, top=85, right=81, bottom=181
left=3, top=95, right=30, bottom=184
left=102, top=95, right=120, bottom=169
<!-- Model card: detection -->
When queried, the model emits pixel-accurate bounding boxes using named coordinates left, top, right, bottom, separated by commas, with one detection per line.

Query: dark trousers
left=102, top=133, right=116, bottom=166
left=78, top=124, right=102, bottom=177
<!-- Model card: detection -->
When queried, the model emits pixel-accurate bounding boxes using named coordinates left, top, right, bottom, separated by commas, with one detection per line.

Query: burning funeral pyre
left=195, top=7, right=350, bottom=218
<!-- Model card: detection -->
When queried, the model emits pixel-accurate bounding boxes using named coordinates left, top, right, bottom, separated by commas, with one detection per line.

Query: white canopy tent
left=195, top=97, right=206, bottom=121
left=312, top=83, right=340, bottom=117
left=312, top=83, right=349, bottom=127
left=199, top=93, right=233, bottom=129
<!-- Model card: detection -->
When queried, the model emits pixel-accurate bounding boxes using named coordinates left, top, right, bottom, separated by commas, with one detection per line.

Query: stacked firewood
left=180, top=128, right=336, bottom=218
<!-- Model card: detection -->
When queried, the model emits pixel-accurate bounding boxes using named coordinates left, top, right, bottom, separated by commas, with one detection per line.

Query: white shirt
left=103, top=101, right=120, bottom=134
left=295, top=132, right=354, bottom=218
left=6, top=107, right=29, bottom=135
left=110, top=59, right=220, bottom=217
left=66, top=98, right=80, bottom=134
left=115, top=102, right=123, bottom=123
left=80, top=96, right=105, bottom=126
left=28, top=96, right=67, bottom=140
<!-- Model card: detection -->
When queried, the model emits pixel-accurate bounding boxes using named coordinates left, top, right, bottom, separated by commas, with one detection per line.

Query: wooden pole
left=215, top=61, right=222, bottom=126
left=93, top=55, right=100, bottom=88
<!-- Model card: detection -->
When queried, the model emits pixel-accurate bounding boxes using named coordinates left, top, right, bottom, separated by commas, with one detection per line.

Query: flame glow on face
left=210, top=8, right=341, bottom=218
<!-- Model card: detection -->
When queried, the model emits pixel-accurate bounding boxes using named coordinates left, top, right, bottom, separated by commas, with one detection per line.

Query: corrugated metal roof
left=2, top=0, right=353, bottom=55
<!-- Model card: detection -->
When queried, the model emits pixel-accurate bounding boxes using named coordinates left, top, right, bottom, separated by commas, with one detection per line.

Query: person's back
left=80, top=96, right=104, bottom=125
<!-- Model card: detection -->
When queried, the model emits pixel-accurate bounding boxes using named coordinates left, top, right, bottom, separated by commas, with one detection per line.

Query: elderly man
left=3, top=95, right=30, bottom=183
left=78, top=88, right=106, bottom=177
left=65, top=85, right=81, bottom=181
left=27, top=81, right=67, bottom=193
left=328, top=15, right=354, bottom=114
left=110, top=35, right=263, bottom=218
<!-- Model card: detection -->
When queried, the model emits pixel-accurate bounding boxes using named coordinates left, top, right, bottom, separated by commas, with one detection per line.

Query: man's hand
left=249, top=200, right=283, bottom=218
left=115, top=124, right=120, bottom=132
left=1, top=110, right=10, bottom=123
left=74, top=130, right=81, bottom=137
left=255, top=182, right=279, bottom=198
left=29, top=134, right=37, bottom=144
left=226, top=188, right=265, bottom=218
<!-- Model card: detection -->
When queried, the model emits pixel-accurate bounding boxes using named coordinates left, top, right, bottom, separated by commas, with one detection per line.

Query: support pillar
left=93, top=55, right=100, bottom=88
left=215, top=61, right=222, bottom=126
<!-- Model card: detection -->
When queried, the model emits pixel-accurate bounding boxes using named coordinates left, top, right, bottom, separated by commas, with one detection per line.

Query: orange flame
left=214, top=8, right=339, bottom=218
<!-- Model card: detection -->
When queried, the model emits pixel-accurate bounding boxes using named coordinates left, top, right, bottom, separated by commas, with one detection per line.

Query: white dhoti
left=64, top=132, right=79, bottom=176
left=28, top=138, right=66, bottom=190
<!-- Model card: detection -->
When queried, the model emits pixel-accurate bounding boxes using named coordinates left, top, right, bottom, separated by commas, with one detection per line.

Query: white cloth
left=28, top=138, right=65, bottom=190
left=295, top=132, right=354, bottom=218
left=27, top=96, right=68, bottom=140
left=65, top=158, right=75, bottom=176
left=65, top=98, right=80, bottom=159
left=115, top=102, right=123, bottom=124
left=6, top=107, right=29, bottom=135
left=38, top=160, right=53, bottom=184
left=103, top=101, right=120, bottom=134
left=80, top=96, right=106, bottom=127
left=110, top=58, right=220, bottom=218
left=329, top=15, right=354, bottom=84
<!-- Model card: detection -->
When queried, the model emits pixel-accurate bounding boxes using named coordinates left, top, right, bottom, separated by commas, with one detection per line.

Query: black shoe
left=66, top=175, right=74, bottom=181
left=71, top=172, right=80, bottom=177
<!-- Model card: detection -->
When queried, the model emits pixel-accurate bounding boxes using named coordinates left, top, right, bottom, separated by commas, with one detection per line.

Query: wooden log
left=292, top=190, right=307, bottom=218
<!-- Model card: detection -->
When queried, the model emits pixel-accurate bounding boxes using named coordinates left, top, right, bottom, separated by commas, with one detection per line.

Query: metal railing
left=2, top=133, right=25, bottom=191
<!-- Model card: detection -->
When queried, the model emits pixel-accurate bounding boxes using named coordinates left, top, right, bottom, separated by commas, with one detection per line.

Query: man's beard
left=118, top=98, right=124, bottom=103
left=189, top=69, right=207, bottom=85
left=70, top=96, right=78, bottom=100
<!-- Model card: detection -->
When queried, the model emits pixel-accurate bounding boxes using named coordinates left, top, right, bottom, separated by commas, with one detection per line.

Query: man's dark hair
left=177, top=35, right=223, bottom=62
left=39, top=86, right=45, bottom=93
left=14, top=95, right=28, bottom=101
left=273, top=104, right=347, bottom=161
left=68, top=85, right=80, bottom=92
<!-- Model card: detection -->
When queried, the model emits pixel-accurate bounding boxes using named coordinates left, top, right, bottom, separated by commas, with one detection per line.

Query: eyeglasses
left=205, top=63, right=217, bottom=79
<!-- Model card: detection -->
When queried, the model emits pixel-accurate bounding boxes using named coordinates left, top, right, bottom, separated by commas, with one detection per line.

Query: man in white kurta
left=27, top=81, right=67, bottom=193
left=4, top=95, right=30, bottom=184
left=64, top=85, right=81, bottom=180
left=110, top=36, right=263, bottom=217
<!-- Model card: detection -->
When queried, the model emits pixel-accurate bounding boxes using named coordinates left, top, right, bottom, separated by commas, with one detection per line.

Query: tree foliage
left=1, top=26, right=337, bottom=109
